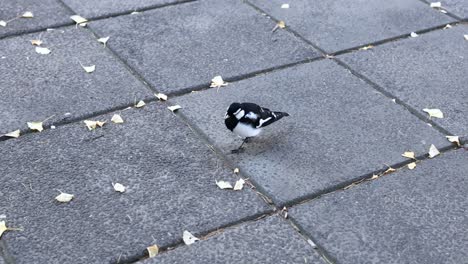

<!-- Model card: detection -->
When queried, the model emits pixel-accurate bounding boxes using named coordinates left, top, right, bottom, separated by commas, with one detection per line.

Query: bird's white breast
left=233, top=122, right=261, bottom=138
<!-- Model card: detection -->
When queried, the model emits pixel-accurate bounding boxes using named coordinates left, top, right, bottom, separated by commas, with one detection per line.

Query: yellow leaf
left=111, top=114, right=124, bottom=124
left=4, top=130, right=20, bottom=138
left=81, top=64, right=96, bottom=73
left=0, top=20, right=7, bottom=27
left=27, top=121, right=43, bottom=132
left=155, top=93, right=168, bottom=101
left=210, top=76, right=228, bottom=88
left=233, top=178, right=245, bottom=191
left=97, top=36, right=110, bottom=46
left=35, top=47, right=51, bottom=55
left=147, top=245, right=159, bottom=258
left=423, top=108, right=443, bottom=119
left=384, top=167, right=396, bottom=174
left=112, top=183, right=126, bottom=193
left=401, top=151, right=416, bottom=159
left=428, top=144, right=440, bottom=158
left=167, top=105, right=182, bottom=112
left=371, top=174, right=379, bottom=180
left=84, top=120, right=106, bottom=130
left=359, top=45, right=373, bottom=51
left=30, top=39, right=43, bottom=46
left=182, top=230, right=199, bottom=245
left=21, top=11, right=34, bottom=18
left=215, top=180, right=233, bottom=189
left=135, top=100, right=146, bottom=108
left=0, top=221, right=22, bottom=238
left=55, top=192, right=74, bottom=203
left=408, top=162, right=416, bottom=170
left=277, top=20, right=286, bottom=29
left=446, top=136, right=460, bottom=147
left=70, top=15, right=87, bottom=24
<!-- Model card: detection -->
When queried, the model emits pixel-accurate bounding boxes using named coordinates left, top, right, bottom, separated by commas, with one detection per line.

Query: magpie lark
left=224, top=102, right=289, bottom=153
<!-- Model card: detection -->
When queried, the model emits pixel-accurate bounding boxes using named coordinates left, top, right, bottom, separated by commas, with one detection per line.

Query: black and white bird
left=224, top=102, right=289, bottom=153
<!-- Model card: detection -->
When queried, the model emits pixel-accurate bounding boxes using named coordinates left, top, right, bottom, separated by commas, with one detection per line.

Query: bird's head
left=225, top=102, right=242, bottom=119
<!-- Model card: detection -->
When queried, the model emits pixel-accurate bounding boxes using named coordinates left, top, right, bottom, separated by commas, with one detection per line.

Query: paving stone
left=340, top=25, right=468, bottom=136
left=89, top=0, right=319, bottom=95
left=290, top=149, right=468, bottom=263
left=441, top=0, right=468, bottom=19
left=0, top=103, right=270, bottom=264
left=144, top=215, right=322, bottom=264
left=0, top=26, right=152, bottom=135
left=172, top=59, right=448, bottom=205
left=249, top=0, right=454, bottom=53
left=62, top=0, right=186, bottom=19
left=0, top=0, right=72, bottom=38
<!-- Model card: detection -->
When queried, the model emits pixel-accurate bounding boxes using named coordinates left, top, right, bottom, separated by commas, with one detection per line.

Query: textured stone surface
left=0, top=26, right=151, bottom=135
left=62, top=0, right=186, bottom=19
left=249, top=0, right=454, bottom=53
left=0, top=103, right=270, bottom=264
left=145, top=216, right=322, bottom=264
left=0, top=0, right=72, bottom=38
left=90, top=0, right=318, bottom=94
left=173, top=60, right=448, bottom=205
left=290, top=149, right=468, bottom=264
left=441, top=0, right=468, bottom=18
left=340, top=24, right=468, bottom=135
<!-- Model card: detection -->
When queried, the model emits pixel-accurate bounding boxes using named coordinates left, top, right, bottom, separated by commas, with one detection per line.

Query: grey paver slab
left=0, top=26, right=152, bottom=135
left=62, top=0, right=186, bottom=19
left=442, top=0, right=468, bottom=19
left=144, top=216, right=322, bottom=264
left=0, top=0, right=72, bottom=38
left=0, top=103, right=270, bottom=264
left=89, top=0, right=319, bottom=94
left=173, top=60, right=448, bottom=205
left=340, top=25, right=468, bottom=135
left=290, top=149, right=468, bottom=264
left=249, top=0, right=454, bottom=53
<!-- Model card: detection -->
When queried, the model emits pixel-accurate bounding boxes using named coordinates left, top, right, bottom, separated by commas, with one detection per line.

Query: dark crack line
left=415, top=0, right=464, bottom=21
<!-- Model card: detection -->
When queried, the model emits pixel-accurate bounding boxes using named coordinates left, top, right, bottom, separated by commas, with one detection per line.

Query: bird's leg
left=231, top=137, right=250, bottom=154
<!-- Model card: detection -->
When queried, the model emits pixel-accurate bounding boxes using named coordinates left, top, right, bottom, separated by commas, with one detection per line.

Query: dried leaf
left=440, top=9, right=447, bottom=13
left=84, top=120, right=106, bottom=130
left=281, top=4, right=290, bottom=8
left=233, top=168, right=240, bottom=174
left=182, top=230, right=199, bottom=245
left=446, top=135, right=461, bottom=147
left=167, top=105, right=182, bottom=112
left=307, top=239, right=317, bottom=249
left=359, top=45, right=373, bottom=51
left=55, top=192, right=74, bottom=203
left=155, top=93, right=168, bottom=101
left=233, top=178, right=245, bottom=191
left=408, top=162, right=416, bottom=170
left=113, top=183, right=126, bottom=193
left=402, top=151, right=416, bottom=159
left=131, top=11, right=140, bottom=15
left=81, top=64, right=96, bottom=73
left=423, top=108, right=443, bottom=119
left=371, top=174, right=379, bottom=180
left=98, top=36, right=110, bottom=46
left=35, top=47, right=51, bottom=55
left=277, top=20, right=286, bottom=29
left=147, top=245, right=159, bottom=258
left=4, top=130, right=20, bottom=138
left=27, top=121, right=43, bottom=132
left=135, top=100, right=146, bottom=108
left=410, top=32, right=418, bottom=38
left=430, top=2, right=441, bottom=8
left=30, top=39, right=43, bottom=46
left=384, top=166, right=396, bottom=174
left=428, top=144, right=440, bottom=158
left=215, top=180, right=233, bottom=189
left=464, top=35, right=468, bottom=41
left=0, top=21, right=6, bottom=27
left=444, top=24, right=452, bottom=29
left=210, top=76, right=228, bottom=88
left=70, top=15, right=87, bottom=24
left=0, top=221, right=22, bottom=238
left=22, top=11, right=34, bottom=18
left=111, top=114, right=124, bottom=124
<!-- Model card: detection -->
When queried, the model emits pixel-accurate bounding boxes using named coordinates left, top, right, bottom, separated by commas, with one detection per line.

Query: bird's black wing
left=240, top=103, right=289, bottom=128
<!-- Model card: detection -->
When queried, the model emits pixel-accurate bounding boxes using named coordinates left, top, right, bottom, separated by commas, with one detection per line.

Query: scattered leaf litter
left=428, top=144, right=440, bottom=158
left=182, top=230, right=199, bottom=245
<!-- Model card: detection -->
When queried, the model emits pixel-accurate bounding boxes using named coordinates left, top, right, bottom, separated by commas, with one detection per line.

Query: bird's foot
left=231, top=148, right=245, bottom=154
